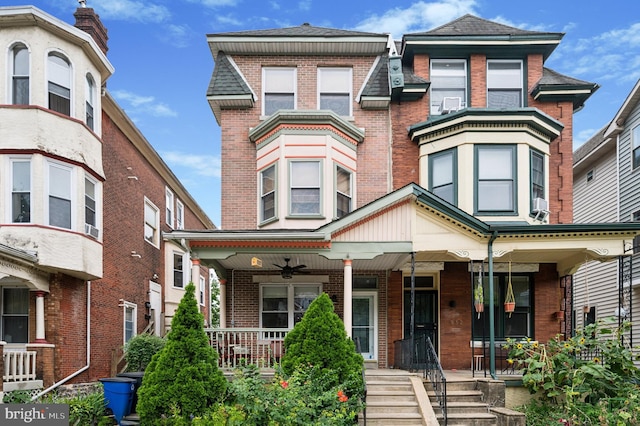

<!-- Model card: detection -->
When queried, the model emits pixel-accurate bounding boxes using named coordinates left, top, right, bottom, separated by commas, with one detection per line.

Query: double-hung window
left=11, top=43, right=29, bottom=105
left=2, top=288, right=29, bottom=343
left=430, top=60, right=466, bottom=115
left=47, top=53, right=71, bottom=116
left=173, top=252, right=185, bottom=288
left=476, top=145, right=516, bottom=214
left=85, top=177, right=98, bottom=237
left=85, top=74, right=95, bottom=130
left=530, top=149, right=545, bottom=210
left=166, top=187, right=174, bottom=227
left=429, top=148, right=457, bottom=204
left=176, top=200, right=184, bottom=230
left=263, top=67, right=296, bottom=115
left=261, top=284, right=321, bottom=330
left=144, top=198, right=160, bottom=247
left=290, top=161, right=321, bottom=215
left=318, top=67, right=352, bottom=116
left=336, top=166, right=352, bottom=218
left=260, top=164, right=276, bottom=222
left=48, top=162, right=72, bottom=229
left=633, top=125, right=640, bottom=169
left=199, top=276, right=205, bottom=306
left=11, top=159, right=31, bottom=223
left=487, top=60, right=523, bottom=108
left=123, top=302, right=136, bottom=344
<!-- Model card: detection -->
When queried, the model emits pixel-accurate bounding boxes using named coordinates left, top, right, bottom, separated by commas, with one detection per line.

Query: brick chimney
left=74, top=5, right=109, bottom=55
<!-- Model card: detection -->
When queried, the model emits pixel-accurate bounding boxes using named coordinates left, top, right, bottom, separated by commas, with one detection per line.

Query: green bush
left=281, top=292, right=364, bottom=398
left=136, top=282, right=227, bottom=424
left=124, top=333, right=166, bottom=372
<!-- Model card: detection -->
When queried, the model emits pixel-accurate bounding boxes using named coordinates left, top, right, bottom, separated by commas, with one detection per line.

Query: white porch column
left=219, top=278, right=227, bottom=328
left=34, top=291, right=46, bottom=343
left=343, top=259, right=353, bottom=338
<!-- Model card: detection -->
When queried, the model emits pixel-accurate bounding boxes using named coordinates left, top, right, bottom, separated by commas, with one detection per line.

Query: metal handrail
left=425, top=336, right=447, bottom=425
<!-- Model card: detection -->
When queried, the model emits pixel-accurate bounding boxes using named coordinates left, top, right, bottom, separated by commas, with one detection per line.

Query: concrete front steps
left=359, top=369, right=432, bottom=426
left=428, top=379, right=497, bottom=425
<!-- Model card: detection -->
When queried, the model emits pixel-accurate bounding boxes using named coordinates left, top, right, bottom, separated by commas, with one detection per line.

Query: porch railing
left=424, top=337, right=447, bottom=425
left=205, top=328, right=289, bottom=369
left=3, top=350, right=37, bottom=382
left=393, top=334, right=428, bottom=371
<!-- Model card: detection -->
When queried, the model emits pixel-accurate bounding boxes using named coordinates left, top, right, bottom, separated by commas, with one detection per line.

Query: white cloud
left=159, top=24, right=192, bottom=48
left=161, top=151, right=221, bottom=178
left=215, top=15, right=244, bottom=26
left=298, top=0, right=312, bottom=11
left=111, top=90, right=178, bottom=117
left=353, top=0, right=478, bottom=39
left=185, top=0, right=242, bottom=7
left=93, top=0, right=171, bottom=23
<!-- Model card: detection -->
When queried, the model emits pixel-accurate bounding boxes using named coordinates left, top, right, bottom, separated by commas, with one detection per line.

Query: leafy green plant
left=506, top=317, right=640, bottom=425
left=136, top=282, right=227, bottom=424
left=281, top=292, right=364, bottom=398
left=3, top=390, right=33, bottom=403
left=124, top=333, right=166, bottom=372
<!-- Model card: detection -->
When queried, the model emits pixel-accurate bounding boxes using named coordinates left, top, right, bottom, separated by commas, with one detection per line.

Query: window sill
left=258, top=216, right=279, bottom=227
left=285, top=215, right=325, bottom=220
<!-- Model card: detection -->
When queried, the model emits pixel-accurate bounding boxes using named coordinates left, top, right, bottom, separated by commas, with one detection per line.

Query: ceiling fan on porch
left=274, top=258, right=308, bottom=279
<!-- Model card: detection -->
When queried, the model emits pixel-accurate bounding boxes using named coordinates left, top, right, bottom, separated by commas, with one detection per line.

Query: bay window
left=487, top=60, right=523, bottom=108
left=85, top=74, right=95, bottom=130
left=11, top=159, right=31, bottom=223
left=531, top=149, right=545, bottom=211
left=11, top=43, right=29, bottom=105
left=48, top=161, right=72, bottom=229
left=260, top=164, right=276, bottom=222
left=47, top=52, right=71, bottom=116
left=263, top=67, right=296, bottom=115
left=290, top=161, right=321, bottom=215
left=429, top=148, right=457, bottom=204
left=476, top=145, right=516, bottom=214
left=336, top=165, right=352, bottom=218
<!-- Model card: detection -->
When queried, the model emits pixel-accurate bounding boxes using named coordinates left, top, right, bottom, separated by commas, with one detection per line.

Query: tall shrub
left=124, top=333, right=165, bottom=372
left=136, top=282, right=227, bottom=423
left=281, top=293, right=364, bottom=394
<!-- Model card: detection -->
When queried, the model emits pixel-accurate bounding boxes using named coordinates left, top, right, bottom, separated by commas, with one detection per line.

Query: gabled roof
left=206, top=51, right=255, bottom=124
left=402, top=14, right=563, bottom=61
left=531, top=68, right=599, bottom=112
left=604, top=78, right=640, bottom=138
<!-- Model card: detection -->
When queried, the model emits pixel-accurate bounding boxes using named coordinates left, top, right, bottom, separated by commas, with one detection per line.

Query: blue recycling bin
left=117, top=371, right=145, bottom=413
left=100, top=377, right=136, bottom=425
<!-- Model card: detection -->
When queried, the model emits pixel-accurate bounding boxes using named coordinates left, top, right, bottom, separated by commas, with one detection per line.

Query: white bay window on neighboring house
left=85, top=73, right=95, bottom=130
left=261, top=284, right=321, bottom=330
left=11, top=43, right=29, bottom=105
left=487, top=60, right=523, bottom=108
left=84, top=176, right=99, bottom=238
left=318, top=67, right=352, bottom=116
left=11, top=158, right=31, bottom=223
left=48, top=161, right=73, bottom=229
left=290, top=161, right=321, bottom=216
left=173, top=252, right=189, bottom=289
left=47, top=52, right=71, bottom=116
left=263, top=67, right=296, bottom=115
left=475, top=145, right=516, bottom=214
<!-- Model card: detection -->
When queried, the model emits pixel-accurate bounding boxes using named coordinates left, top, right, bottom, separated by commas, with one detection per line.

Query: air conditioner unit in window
left=85, top=223, right=100, bottom=239
left=532, top=197, right=549, bottom=221
left=441, top=97, right=462, bottom=114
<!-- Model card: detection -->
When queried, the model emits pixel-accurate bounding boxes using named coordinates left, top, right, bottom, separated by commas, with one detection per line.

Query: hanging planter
left=504, top=261, right=516, bottom=317
left=474, top=276, right=484, bottom=318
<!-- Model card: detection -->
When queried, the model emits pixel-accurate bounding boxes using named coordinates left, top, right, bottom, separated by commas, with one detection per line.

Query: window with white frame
left=487, top=60, right=523, bottom=108
left=336, top=165, right=352, bottom=218
left=200, top=275, right=205, bottom=305
left=261, top=284, right=321, bottom=330
left=176, top=199, right=184, bottom=230
left=530, top=149, right=545, bottom=211
left=173, top=252, right=186, bottom=288
left=633, top=125, right=640, bottom=169
left=1, top=288, right=29, bottom=343
left=166, top=187, right=174, bottom=227
left=85, top=176, right=98, bottom=234
left=48, top=161, right=72, bottom=229
left=11, top=158, right=31, bottom=223
left=318, top=67, right=352, bottom=116
left=290, top=161, right=321, bottom=215
left=476, top=145, right=516, bottom=214
left=144, top=198, right=160, bottom=247
left=263, top=67, right=296, bottom=115
left=123, top=302, right=136, bottom=344
left=47, top=52, right=71, bottom=116
left=429, top=148, right=457, bottom=204
left=260, top=164, right=276, bottom=222
left=85, top=74, right=95, bottom=130
left=11, top=43, right=29, bottom=105
left=430, top=59, right=466, bottom=115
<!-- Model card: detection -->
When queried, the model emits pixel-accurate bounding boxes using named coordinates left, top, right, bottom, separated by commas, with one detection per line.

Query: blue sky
left=24, top=0, right=640, bottom=227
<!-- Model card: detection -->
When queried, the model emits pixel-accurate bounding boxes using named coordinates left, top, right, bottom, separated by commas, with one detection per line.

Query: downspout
left=32, top=281, right=91, bottom=401
left=488, top=232, right=498, bottom=379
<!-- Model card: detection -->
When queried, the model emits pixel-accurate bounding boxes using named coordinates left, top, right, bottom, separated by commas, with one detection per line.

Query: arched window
left=85, top=73, right=95, bottom=129
left=11, top=43, right=29, bottom=104
left=47, top=52, right=71, bottom=116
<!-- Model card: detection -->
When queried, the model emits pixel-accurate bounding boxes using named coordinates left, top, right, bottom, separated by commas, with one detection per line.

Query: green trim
left=474, top=145, right=517, bottom=215
left=428, top=147, right=458, bottom=205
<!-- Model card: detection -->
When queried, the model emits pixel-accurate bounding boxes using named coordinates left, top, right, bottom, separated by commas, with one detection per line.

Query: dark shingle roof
left=539, top=67, right=595, bottom=87
left=206, top=51, right=252, bottom=97
left=361, top=55, right=389, bottom=97
left=207, top=23, right=384, bottom=38
left=573, top=125, right=609, bottom=165
left=408, top=14, right=558, bottom=37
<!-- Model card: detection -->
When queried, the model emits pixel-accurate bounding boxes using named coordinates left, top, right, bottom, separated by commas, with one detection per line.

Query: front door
left=403, top=290, right=438, bottom=352
left=353, top=292, right=377, bottom=360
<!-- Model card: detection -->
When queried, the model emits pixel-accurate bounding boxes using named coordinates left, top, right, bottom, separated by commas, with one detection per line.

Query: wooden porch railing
left=204, top=328, right=289, bottom=369
left=3, top=350, right=37, bottom=382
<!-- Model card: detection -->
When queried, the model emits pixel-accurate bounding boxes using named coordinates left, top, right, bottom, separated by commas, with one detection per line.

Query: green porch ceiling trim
left=322, top=241, right=413, bottom=259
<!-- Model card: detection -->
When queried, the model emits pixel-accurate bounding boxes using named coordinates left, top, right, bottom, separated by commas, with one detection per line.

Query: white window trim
left=259, top=164, right=277, bottom=224
left=262, top=67, right=297, bottom=116
left=165, top=187, right=174, bottom=228
left=172, top=251, right=189, bottom=289
left=144, top=197, right=160, bottom=248
left=199, top=275, right=206, bottom=306
left=122, top=301, right=137, bottom=344
left=8, top=156, right=32, bottom=224
left=85, top=73, right=96, bottom=130
left=486, top=59, right=524, bottom=108
left=335, top=164, right=353, bottom=219
left=176, top=199, right=184, bottom=230
left=9, top=42, right=30, bottom=105
left=46, top=159, right=75, bottom=230
left=289, top=160, right=323, bottom=216
left=317, top=67, right=353, bottom=117
left=46, top=50, right=73, bottom=116
left=84, top=175, right=100, bottom=238
left=259, top=283, right=322, bottom=330
left=430, top=59, right=467, bottom=116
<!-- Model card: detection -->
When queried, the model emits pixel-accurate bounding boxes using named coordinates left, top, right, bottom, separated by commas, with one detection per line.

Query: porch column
left=34, top=291, right=47, bottom=343
left=191, top=258, right=201, bottom=288
left=343, top=259, right=353, bottom=338
left=219, top=278, right=227, bottom=328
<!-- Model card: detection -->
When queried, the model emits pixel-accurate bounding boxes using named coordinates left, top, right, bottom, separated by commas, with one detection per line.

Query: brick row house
left=167, top=15, right=640, bottom=374
left=0, top=5, right=213, bottom=397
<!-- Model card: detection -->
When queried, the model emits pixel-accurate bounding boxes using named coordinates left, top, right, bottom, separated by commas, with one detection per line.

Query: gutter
left=488, top=232, right=498, bottom=380
left=32, top=281, right=91, bottom=401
